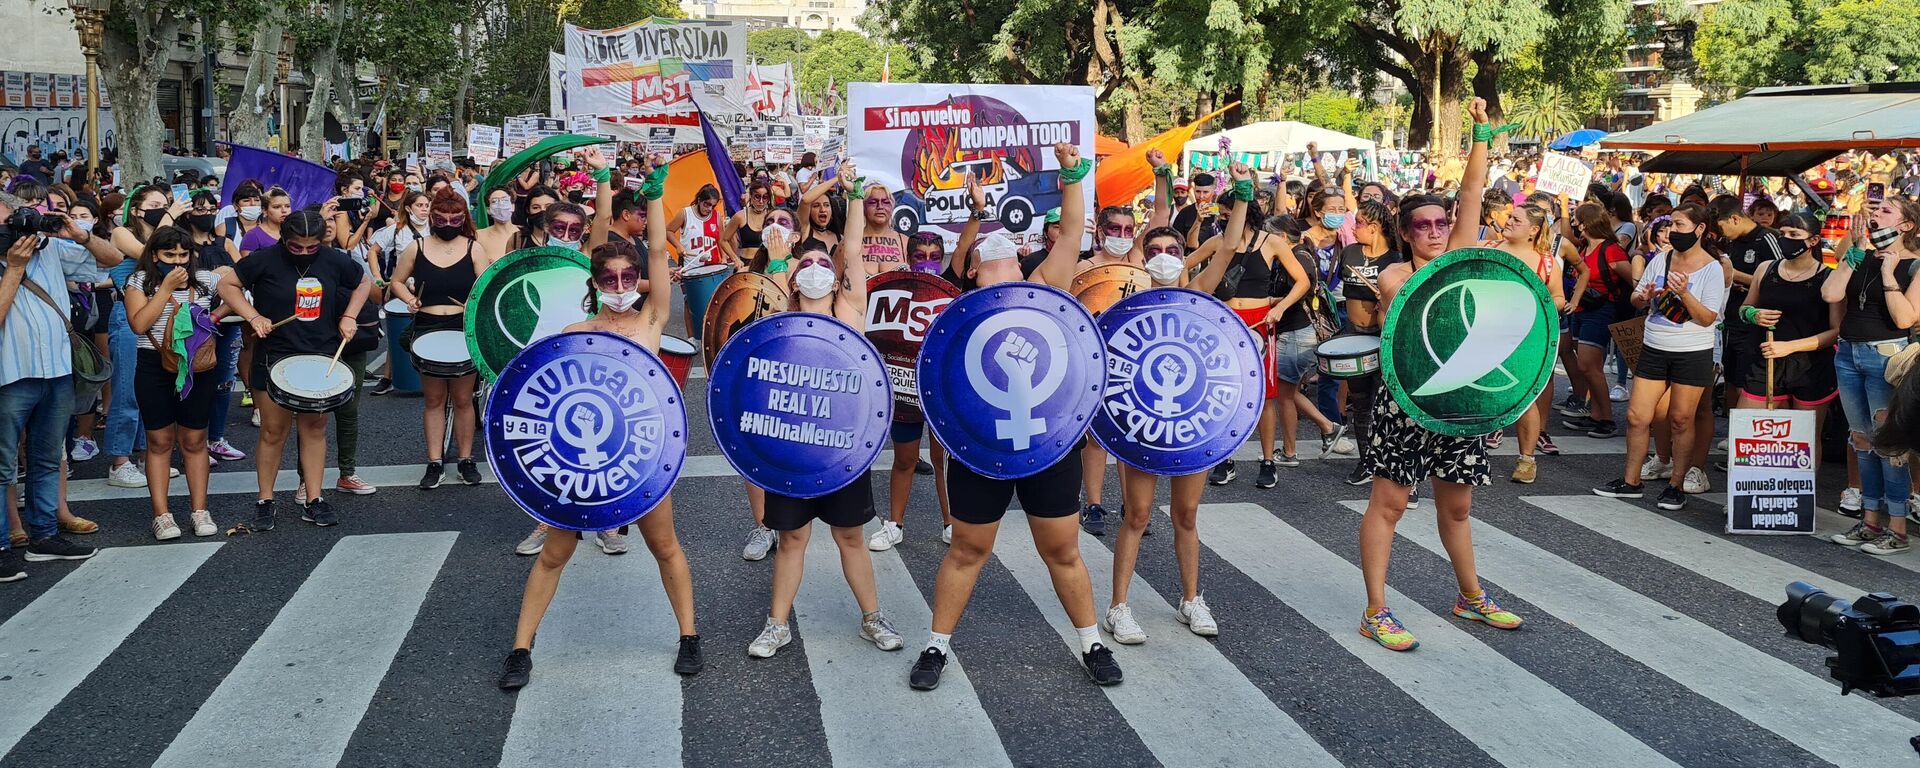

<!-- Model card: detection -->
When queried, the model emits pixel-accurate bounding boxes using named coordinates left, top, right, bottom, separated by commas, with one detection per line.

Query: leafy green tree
left=1282, top=90, right=1388, bottom=139
left=749, top=28, right=815, bottom=66
left=1692, top=0, right=1809, bottom=89
left=1804, top=0, right=1920, bottom=83
left=1342, top=1, right=1553, bottom=151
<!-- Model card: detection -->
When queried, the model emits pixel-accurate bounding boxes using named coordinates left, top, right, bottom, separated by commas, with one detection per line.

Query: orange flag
left=662, top=149, right=722, bottom=217
left=1096, top=103, right=1238, bottom=209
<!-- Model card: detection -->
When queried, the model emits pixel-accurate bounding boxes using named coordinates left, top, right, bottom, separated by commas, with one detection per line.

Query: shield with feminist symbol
left=1089, top=288, right=1263, bottom=475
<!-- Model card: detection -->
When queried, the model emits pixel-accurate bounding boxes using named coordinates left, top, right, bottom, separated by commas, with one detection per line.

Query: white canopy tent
left=1182, top=121, right=1377, bottom=177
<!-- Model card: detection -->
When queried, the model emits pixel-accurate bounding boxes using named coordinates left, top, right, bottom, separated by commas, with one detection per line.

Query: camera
left=0, top=206, right=67, bottom=256
left=1778, top=582, right=1919, bottom=698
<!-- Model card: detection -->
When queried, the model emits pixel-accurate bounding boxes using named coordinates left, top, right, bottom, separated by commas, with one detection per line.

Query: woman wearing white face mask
left=475, top=188, right=521, bottom=259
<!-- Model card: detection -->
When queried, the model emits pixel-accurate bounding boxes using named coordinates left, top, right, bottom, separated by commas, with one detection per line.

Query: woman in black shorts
left=123, top=226, right=225, bottom=540
left=386, top=188, right=492, bottom=489
left=1734, top=212, right=1839, bottom=420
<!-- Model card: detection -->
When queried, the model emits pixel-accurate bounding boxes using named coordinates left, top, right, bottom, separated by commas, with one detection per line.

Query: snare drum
left=681, top=264, right=733, bottom=339
left=383, top=298, right=412, bottom=316
left=410, top=330, right=477, bottom=378
left=267, top=355, right=357, bottom=413
left=1315, top=334, right=1382, bottom=379
left=658, top=335, right=696, bottom=388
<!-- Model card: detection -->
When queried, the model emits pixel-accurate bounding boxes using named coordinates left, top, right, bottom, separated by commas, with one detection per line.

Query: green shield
left=465, top=246, right=593, bottom=382
left=1379, top=247, right=1558, bottom=438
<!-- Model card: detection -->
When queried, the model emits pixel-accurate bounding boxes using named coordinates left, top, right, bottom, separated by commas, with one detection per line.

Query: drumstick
left=269, top=314, right=300, bottom=330
left=325, top=336, right=350, bottom=376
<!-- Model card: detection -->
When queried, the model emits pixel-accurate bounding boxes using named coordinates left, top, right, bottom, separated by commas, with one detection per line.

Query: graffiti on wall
left=0, top=108, right=116, bottom=165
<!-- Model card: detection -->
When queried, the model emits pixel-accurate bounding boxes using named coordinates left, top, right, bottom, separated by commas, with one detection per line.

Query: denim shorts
left=1567, top=304, right=1616, bottom=348
left=1271, top=326, right=1319, bottom=386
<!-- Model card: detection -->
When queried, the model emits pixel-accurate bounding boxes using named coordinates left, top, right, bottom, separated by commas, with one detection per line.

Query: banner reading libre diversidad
left=848, top=83, right=1095, bottom=250
left=562, top=18, right=748, bottom=121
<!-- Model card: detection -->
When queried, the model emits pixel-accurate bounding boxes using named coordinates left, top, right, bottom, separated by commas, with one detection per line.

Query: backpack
left=144, top=280, right=217, bottom=374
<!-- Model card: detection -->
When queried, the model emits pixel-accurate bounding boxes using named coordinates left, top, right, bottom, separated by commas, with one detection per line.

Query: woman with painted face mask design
left=542, top=203, right=590, bottom=254
left=386, top=189, right=492, bottom=490
left=122, top=226, right=226, bottom=540
left=499, top=174, right=704, bottom=690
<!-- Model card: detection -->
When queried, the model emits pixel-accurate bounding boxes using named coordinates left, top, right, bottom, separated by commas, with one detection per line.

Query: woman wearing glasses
left=722, top=180, right=776, bottom=267
left=385, top=188, right=493, bottom=490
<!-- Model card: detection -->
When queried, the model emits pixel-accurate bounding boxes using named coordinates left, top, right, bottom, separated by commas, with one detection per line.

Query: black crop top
left=1231, top=233, right=1275, bottom=299
left=413, top=239, right=478, bottom=309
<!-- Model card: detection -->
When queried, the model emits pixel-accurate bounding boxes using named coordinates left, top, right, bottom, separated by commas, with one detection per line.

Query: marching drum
left=658, top=335, right=697, bottom=388
left=383, top=298, right=422, bottom=393
left=383, top=297, right=412, bottom=316
left=681, top=264, right=733, bottom=339
left=410, top=330, right=477, bottom=378
left=267, top=355, right=357, bottom=413
left=1315, top=334, right=1382, bottom=379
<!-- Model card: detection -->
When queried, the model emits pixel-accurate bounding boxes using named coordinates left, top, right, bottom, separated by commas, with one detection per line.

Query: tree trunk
left=1404, top=39, right=1468, bottom=152
left=1123, top=83, right=1146, bottom=144
left=452, top=11, right=477, bottom=150
left=298, top=0, right=347, bottom=163
left=1471, top=49, right=1509, bottom=152
left=98, top=4, right=183, bottom=185
left=227, top=15, right=284, bottom=149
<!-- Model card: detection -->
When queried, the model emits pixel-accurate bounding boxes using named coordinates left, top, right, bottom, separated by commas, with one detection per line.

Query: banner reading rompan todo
left=848, top=83, right=1095, bottom=250
left=562, top=18, right=748, bottom=119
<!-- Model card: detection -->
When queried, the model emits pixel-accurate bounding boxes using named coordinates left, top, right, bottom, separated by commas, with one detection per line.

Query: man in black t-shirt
left=1172, top=173, right=1223, bottom=245
left=1712, top=203, right=1786, bottom=406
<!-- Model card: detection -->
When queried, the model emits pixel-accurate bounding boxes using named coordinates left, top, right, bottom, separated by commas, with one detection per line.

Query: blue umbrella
left=1548, top=129, right=1608, bottom=151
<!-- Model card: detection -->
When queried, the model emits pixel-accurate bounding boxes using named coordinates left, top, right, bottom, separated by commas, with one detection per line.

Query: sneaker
left=1715, top=437, right=1729, bottom=453
left=914, top=458, right=934, bottom=476
left=247, top=499, right=276, bottom=532
left=1640, top=455, right=1673, bottom=480
left=152, top=513, right=182, bottom=541
left=207, top=439, right=247, bottom=462
left=106, top=461, right=146, bottom=488
left=335, top=475, right=377, bottom=495
left=1556, top=400, right=1589, bottom=418
left=867, top=520, right=903, bottom=551
left=1255, top=460, right=1279, bottom=489
left=1535, top=434, right=1561, bottom=456
left=1585, top=419, right=1617, bottom=439
left=1609, top=384, right=1630, bottom=403
left=860, top=612, right=904, bottom=651
left=371, top=378, right=394, bottom=396
left=1177, top=596, right=1219, bottom=637
left=1080, top=504, right=1106, bottom=536
left=1082, top=643, right=1123, bottom=686
left=1360, top=607, right=1419, bottom=651
left=941, top=525, right=953, bottom=545
left=1319, top=429, right=1341, bottom=454
left=909, top=647, right=948, bottom=690
left=250, top=409, right=261, bottom=427
left=1102, top=603, right=1147, bottom=644
left=1828, top=522, right=1879, bottom=548
left=190, top=510, right=217, bottom=537
left=1331, top=436, right=1357, bottom=455
left=1273, top=451, right=1300, bottom=468
left=675, top=635, right=704, bottom=675
left=0, top=549, right=24, bottom=582
left=69, top=437, right=99, bottom=462
left=1510, top=456, right=1537, bottom=484
left=1484, top=430, right=1504, bottom=450
left=23, top=535, right=96, bottom=562
left=498, top=648, right=533, bottom=690
left=241, top=391, right=254, bottom=408
left=457, top=458, right=483, bottom=485
left=742, top=525, right=776, bottom=561
left=1407, top=486, right=1420, bottom=508
left=418, top=462, right=444, bottom=490
left=1861, top=532, right=1912, bottom=556
left=747, top=619, right=792, bottom=658
left=1838, top=487, right=1864, bottom=518
left=595, top=529, right=629, bottom=555
left=515, top=524, right=550, bottom=555
left=1681, top=466, right=1710, bottom=495
left=1345, top=463, right=1372, bottom=486
left=301, top=499, right=338, bottom=527
left=1656, top=486, right=1688, bottom=511
left=1453, top=593, right=1524, bottom=630
left=1560, top=415, right=1598, bottom=433
left=1594, top=478, right=1644, bottom=498
left=294, top=484, right=308, bottom=507
left=1208, top=460, right=1236, bottom=486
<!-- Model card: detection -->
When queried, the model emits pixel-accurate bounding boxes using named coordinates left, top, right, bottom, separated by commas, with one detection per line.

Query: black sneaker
left=1319, top=428, right=1342, bottom=454
left=499, top=648, right=533, bottom=690
left=1593, top=478, right=1644, bottom=498
left=1345, top=463, right=1372, bottom=486
left=457, top=458, right=483, bottom=486
left=914, top=459, right=934, bottom=476
left=371, top=377, right=394, bottom=396
left=248, top=498, right=276, bottom=532
left=1656, top=485, right=1688, bottom=511
left=0, top=548, right=26, bottom=582
left=23, top=535, right=96, bottom=562
left=1080, top=504, right=1107, bottom=536
left=1082, top=643, right=1123, bottom=686
left=1585, top=419, right=1618, bottom=439
left=909, top=647, right=948, bottom=690
left=1273, top=452, right=1300, bottom=468
left=302, top=498, right=338, bottom=527
left=1560, top=415, right=1599, bottom=432
left=1208, top=460, right=1236, bottom=486
left=419, top=461, right=444, bottom=490
left=675, top=635, right=704, bottom=675
left=1255, top=460, right=1279, bottom=489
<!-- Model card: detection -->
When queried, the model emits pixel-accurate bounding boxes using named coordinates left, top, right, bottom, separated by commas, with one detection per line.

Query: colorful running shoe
left=1453, top=592, right=1523, bottom=630
left=1360, top=608, right=1418, bottom=651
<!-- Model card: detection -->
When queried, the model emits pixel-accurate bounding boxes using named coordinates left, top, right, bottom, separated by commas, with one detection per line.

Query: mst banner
left=563, top=18, right=747, bottom=119
left=848, top=82, right=1095, bottom=249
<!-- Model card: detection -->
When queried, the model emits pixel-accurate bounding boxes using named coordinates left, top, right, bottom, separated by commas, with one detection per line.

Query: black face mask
left=431, top=224, right=463, bottom=241
left=186, top=213, right=216, bottom=232
left=141, top=208, right=167, bottom=227
left=1668, top=231, right=1699, bottom=253
left=1778, top=238, right=1809, bottom=259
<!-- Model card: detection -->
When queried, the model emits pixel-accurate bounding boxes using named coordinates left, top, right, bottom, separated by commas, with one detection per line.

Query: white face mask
left=551, top=235, right=582, bottom=252
left=598, top=290, right=640, bottom=313
left=239, top=205, right=262, bottom=221
left=1146, top=253, right=1183, bottom=285
left=1102, top=235, right=1134, bottom=256
left=795, top=263, right=835, bottom=299
left=408, top=213, right=428, bottom=228
left=488, top=199, right=514, bottom=224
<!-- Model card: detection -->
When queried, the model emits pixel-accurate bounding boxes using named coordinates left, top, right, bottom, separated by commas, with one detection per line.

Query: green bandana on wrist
left=1058, top=158, right=1093, bottom=184
left=1472, top=123, right=1522, bottom=146
left=1845, top=246, right=1867, bottom=269
left=640, top=165, right=670, bottom=201
left=1231, top=179, right=1255, bottom=202
left=589, top=167, right=612, bottom=184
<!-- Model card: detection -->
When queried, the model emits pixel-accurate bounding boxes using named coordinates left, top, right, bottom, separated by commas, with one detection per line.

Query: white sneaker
left=1714, top=437, right=1728, bottom=453
left=69, top=437, right=99, bottom=462
left=860, top=612, right=904, bottom=651
left=1840, top=487, right=1864, bottom=514
left=1102, top=603, right=1147, bottom=644
left=1331, top=436, right=1357, bottom=455
left=152, top=514, right=181, bottom=541
left=514, top=524, right=549, bottom=555
left=1177, top=595, right=1219, bottom=637
left=294, top=485, right=308, bottom=507
left=107, top=462, right=147, bottom=488
left=190, top=510, right=217, bottom=537
left=595, top=529, right=629, bottom=555
left=867, top=520, right=903, bottom=551
left=1609, top=384, right=1629, bottom=403
left=1682, top=466, right=1710, bottom=494
left=747, top=619, right=792, bottom=658
left=1640, top=455, right=1673, bottom=481
left=251, top=409, right=261, bottom=427
left=941, top=525, right=953, bottom=545
left=742, top=526, right=776, bottom=561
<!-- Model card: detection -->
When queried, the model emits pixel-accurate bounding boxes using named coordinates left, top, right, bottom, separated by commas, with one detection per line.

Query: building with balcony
left=679, top=0, right=869, bottom=34
left=1598, top=0, right=1716, bottom=133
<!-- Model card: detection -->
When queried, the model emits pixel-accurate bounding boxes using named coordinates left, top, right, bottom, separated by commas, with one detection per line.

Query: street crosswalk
left=2, top=494, right=1915, bottom=767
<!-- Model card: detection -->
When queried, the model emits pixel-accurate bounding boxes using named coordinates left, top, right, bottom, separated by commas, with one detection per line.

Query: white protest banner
left=766, top=123, right=796, bottom=164
left=646, top=126, right=676, bottom=156
left=531, top=118, right=567, bottom=142
left=593, top=133, right=619, bottom=163
left=502, top=116, right=536, bottom=155
left=848, top=82, right=1095, bottom=250
left=1536, top=153, right=1593, bottom=201
left=467, top=125, right=501, bottom=166
left=802, top=115, right=831, bottom=153
left=423, top=128, right=453, bottom=162
left=569, top=113, right=599, bottom=135
left=562, top=18, right=748, bottom=119
left=1727, top=408, right=1817, bottom=534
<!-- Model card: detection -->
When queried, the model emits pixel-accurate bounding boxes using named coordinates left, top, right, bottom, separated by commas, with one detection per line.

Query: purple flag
left=695, top=109, right=746, bottom=216
left=219, top=143, right=338, bottom=211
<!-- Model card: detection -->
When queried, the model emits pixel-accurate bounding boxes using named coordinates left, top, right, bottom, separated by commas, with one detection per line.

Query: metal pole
left=201, top=15, right=216, bottom=156
left=84, top=54, right=99, bottom=175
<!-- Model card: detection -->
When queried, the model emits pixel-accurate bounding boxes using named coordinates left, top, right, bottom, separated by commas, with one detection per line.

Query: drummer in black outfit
left=386, top=188, right=493, bottom=489
left=1335, top=199, right=1405, bottom=487
left=218, top=209, right=371, bottom=530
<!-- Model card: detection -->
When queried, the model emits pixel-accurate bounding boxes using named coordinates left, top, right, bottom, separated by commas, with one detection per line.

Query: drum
left=383, top=297, right=412, bottom=316
left=659, top=335, right=696, bottom=388
left=383, top=306, right=422, bottom=394
left=681, top=264, right=733, bottom=339
left=267, top=354, right=357, bottom=413
left=411, top=330, right=477, bottom=378
left=1316, top=334, right=1382, bottom=379
left=1071, top=263, right=1151, bottom=316
left=701, top=271, right=788, bottom=365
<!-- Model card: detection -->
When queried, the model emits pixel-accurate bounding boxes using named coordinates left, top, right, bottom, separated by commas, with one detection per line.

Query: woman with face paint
left=509, top=187, right=561, bottom=251
left=747, top=207, right=799, bottom=278
left=387, top=189, right=492, bottom=490
left=122, top=226, right=226, bottom=540
left=500, top=169, right=705, bottom=689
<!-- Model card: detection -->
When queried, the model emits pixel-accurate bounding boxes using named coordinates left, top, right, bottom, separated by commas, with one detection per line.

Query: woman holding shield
left=499, top=161, right=703, bottom=690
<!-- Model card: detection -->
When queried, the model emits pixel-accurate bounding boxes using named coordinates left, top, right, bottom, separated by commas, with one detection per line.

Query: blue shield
left=1090, top=288, right=1263, bottom=475
left=708, top=312, right=894, bottom=498
left=485, top=331, right=687, bottom=531
left=917, top=283, right=1105, bottom=480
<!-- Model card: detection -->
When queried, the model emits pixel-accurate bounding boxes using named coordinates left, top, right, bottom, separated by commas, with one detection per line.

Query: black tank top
left=739, top=214, right=763, bottom=250
left=1232, top=233, right=1274, bottom=299
left=1841, top=253, right=1917, bottom=341
left=1339, top=244, right=1402, bottom=302
left=414, top=239, right=478, bottom=309
left=1756, top=261, right=1831, bottom=344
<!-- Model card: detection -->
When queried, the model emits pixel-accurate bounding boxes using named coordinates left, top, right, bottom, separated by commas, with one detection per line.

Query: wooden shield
left=701, top=271, right=789, bottom=364
left=1071, top=263, right=1151, bottom=316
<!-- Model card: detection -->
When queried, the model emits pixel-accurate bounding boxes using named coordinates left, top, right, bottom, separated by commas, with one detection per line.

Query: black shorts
left=1742, top=348, right=1839, bottom=406
left=1634, top=345, right=1715, bottom=388
left=1721, top=325, right=1757, bottom=389
left=1357, top=395, right=1489, bottom=488
left=763, top=477, right=877, bottom=531
left=947, top=446, right=1082, bottom=525
left=890, top=418, right=924, bottom=444
left=134, top=350, right=219, bottom=431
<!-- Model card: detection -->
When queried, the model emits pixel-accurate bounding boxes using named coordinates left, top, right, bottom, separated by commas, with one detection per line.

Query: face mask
left=1102, top=235, right=1134, bottom=256
left=1321, top=213, right=1346, bottom=229
left=388, top=182, right=406, bottom=195
left=407, top=183, right=423, bottom=193
left=239, top=205, right=262, bottom=221
left=764, top=223, right=791, bottom=245
left=431, top=224, right=463, bottom=241
left=1778, top=238, right=1808, bottom=259
left=567, top=191, right=588, bottom=204
left=598, top=290, right=640, bottom=313
left=1146, top=253, right=1183, bottom=285
left=795, top=263, right=835, bottom=299
left=187, top=213, right=216, bottom=232
left=155, top=262, right=181, bottom=277
left=1668, top=230, right=1699, bottom=253
left=551, top=235, right=582, bottom=252
left=1871, top=226, right=1903, bottom=250
left=488, top=199, right=515, bottom=224
left=409, top=213, right=429, bottom=228
left=141, top=208, right=167, bottom=227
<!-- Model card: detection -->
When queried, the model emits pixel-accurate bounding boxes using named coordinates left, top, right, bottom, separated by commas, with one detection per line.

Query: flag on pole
left=880, top=53, right=891, bottom=83
left=1094, top=103, right=1238, bottom=209
left=695, top=105, right=746, bottom=215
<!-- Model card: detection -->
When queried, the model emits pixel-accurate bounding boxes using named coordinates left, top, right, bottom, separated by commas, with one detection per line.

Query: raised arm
left=642, top=159, right=674, bottom=333
left=954, top=172, right=986, bottom=265
left=1449, top=98, right=1493, bottom=252
left=1034, top=143, right=1090, bottom=289
left=1147, top=149, right=1172, bottom=230
left=1189, top=163, right=1255, bottom=295
left=585, top=150, right=616, bottom=253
